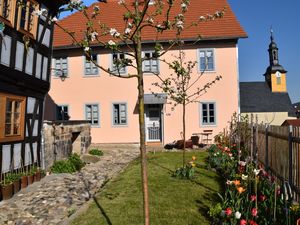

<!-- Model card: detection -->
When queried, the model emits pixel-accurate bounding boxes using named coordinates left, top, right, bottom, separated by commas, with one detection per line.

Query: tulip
left=233, top=180, right=241, bottom=186
left=237, top=186, right=245, bottom=194
left=235, top=211, right=241, bottom=219
left=225, top=207, right=232, bottom=216
left=240, top=219, right=247, bottom=225
left=251, top=208, right=258, bottom=217
left=250, top=195, right=256, bottom=201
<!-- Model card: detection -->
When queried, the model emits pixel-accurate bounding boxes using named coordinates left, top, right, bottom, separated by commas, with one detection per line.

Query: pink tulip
left=251, top=208, right=258, bottom=217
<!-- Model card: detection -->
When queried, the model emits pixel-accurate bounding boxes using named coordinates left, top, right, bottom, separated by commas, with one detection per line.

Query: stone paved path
left=0, top=144, right=140, bottom=225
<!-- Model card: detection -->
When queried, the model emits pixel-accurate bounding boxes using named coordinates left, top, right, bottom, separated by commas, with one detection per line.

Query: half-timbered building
left=0, top=0, right=66, bottom=176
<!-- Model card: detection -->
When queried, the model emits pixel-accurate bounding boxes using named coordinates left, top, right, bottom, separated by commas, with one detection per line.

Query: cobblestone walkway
left=0, top=144, right=140, bottom=225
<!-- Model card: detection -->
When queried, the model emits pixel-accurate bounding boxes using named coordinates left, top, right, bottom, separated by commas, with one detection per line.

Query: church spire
left=264, top=28, right=287, bottom=92
left=268, top=28, right=279, bottom=66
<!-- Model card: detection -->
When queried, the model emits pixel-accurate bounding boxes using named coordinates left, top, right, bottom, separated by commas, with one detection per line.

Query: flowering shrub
left=173, top=156, right=197, bottom=179
left=208, top=144, right=296, bottom=225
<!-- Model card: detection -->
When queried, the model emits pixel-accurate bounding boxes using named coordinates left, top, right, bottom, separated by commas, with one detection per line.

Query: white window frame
left=84, top=54, right=99, bottom=76
left=53, top=57, right=68, bottom=77
left=198, top=48, right=215, bottom=72
left=112, top=102, right=128, bottom=126
left=110, top=53, right=127, bottom=75
left=200, top=102, right=216, bottom=126
left=142, top=51, right=159, bottom=74
left=85, top=104, right=100, bottom=127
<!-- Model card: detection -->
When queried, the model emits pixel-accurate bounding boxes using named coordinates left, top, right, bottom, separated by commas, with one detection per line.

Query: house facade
left=240, top=32, right=296, bottom=125
left=46, top=0, right=247, bottom=144
left=0, top=0, right=65, bottom=174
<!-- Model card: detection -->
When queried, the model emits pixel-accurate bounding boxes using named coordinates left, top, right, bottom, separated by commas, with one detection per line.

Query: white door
left=145, top=105, right=161, bottom=142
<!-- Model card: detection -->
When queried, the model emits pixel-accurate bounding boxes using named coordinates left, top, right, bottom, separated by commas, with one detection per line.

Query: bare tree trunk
left=138, top=77, right=150, bottom=225
left=135, top=14, right=150, bottom=224
left=182, top=100, right=186, bottom=167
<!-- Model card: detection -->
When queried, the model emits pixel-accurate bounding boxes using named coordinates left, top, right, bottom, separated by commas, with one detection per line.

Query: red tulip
left=225, top=207, right=232, bottom=216
left=250, top=195, right=256, bottom=202
left=251, top=208, right=258, bottom=217
left=259, top=194, right=266, bottom=201
left=240, top=219, right=247, bottom=225
left=249, top=220, right=258, bottom=225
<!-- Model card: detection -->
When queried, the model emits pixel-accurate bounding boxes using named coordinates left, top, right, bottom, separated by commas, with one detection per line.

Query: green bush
left=51, top=153, right=85, bottom=173
left=69, top=153, right=85, bottom=170
left=51, top=160, right=76, bottom=173
left=89, top=149, right=104, bottom=156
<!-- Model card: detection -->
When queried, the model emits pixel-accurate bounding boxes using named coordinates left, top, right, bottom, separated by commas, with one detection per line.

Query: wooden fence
left=246, top=122, right=300, bottom=201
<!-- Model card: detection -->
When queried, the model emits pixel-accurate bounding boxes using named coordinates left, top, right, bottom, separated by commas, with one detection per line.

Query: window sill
left=83, top=74, right=100, bottom=77
left=0, top=135, right=24, bottom=143
left=112, top=124, right=128, bottom=128
left=0, top=17, right=13, bottom=28
left=143, top=71, right=160, bottom=75
left=198, top=70, right=216, bottom=74
left=200, top=124, right=217, bottom=127
left=17, top=28, right=35, bottom=40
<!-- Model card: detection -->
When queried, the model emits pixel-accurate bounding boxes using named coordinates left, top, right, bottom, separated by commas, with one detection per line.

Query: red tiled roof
left=282, top=119, right=300, bottom=127
left=53, top=0, right=247, bottom=48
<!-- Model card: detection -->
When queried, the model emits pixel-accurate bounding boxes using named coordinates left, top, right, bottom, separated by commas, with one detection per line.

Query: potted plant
left=12, top=173, right=21, bottom=194
left=20, top=171, right=28, bottom=189
left=34, top=167, right=41, bottom=182
left=27, top=167, right=35, bottom=185
left=0, top=174, right=14, bottom=200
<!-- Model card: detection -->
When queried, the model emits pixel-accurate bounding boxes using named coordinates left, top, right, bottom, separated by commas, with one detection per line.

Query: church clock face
left=275, top=71, right=281, bottom=77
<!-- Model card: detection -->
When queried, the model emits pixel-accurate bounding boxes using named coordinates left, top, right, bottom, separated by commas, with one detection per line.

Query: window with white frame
left=85, top=54, right=98, bottom=75
left=143, top=51, right=159, bottom=73
left=113, top=103, right=127, bottom=125
left=85, top=104, right=99, bottom=126
left=53, top=57, right=68, bottom=77
left=56, top=105, right=69, bottom=120
left=111, top=53, right=126, bottom=74
left=201, top=102, right=216, bottom=125
left=199, top=49, right=215, bottom=72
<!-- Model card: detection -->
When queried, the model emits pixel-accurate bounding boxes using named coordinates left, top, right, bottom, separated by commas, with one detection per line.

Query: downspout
left=41, top=122, right=46, bottom=170
left=236, top=43, right=241, bottom=114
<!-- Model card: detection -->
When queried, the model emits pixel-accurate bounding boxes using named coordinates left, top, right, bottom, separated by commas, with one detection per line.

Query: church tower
left=264, top=30, right=287, bottom=92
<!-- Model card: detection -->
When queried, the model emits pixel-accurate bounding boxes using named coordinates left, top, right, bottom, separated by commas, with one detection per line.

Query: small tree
left=153, top=50, right=221, bottom=166
left=48, top=1, right=226, bottom=224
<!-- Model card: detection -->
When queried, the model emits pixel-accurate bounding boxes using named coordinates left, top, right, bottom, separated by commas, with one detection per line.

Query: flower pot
left=27, top=175, right=34, bottom=185
left=21, top=176, right=28, bottom=189
left=0, top=183, right=13, bottom=200
left=13, top=179, right=21, bottom=194
left=34, top=171, right=41, bottom=182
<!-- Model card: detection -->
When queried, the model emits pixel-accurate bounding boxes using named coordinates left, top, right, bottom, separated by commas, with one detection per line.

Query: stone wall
left=42, top=121, right=91, bottom=170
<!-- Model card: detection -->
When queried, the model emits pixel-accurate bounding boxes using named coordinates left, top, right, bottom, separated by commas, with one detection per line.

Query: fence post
left=255, top=115, right=258, bottom=165
left=289, top=125, right=293, bottom=186
left=265, top=124, right=269, bottom=170
left=250, top=114, right=254, bottom=163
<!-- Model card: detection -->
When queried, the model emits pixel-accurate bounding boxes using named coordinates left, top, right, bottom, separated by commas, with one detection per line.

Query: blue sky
left=69, top=0, right=300, bottom=103
left=228, top=0, right=300, bottom=103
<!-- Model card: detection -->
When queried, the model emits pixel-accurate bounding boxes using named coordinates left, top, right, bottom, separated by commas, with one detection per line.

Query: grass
left=70, top=151, right=221, bottom=225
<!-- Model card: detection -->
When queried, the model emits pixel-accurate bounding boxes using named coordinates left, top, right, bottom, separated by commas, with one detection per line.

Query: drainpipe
left=41, top=122, right=46, bottom=170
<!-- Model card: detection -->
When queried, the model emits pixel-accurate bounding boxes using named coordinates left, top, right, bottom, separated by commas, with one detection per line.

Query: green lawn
left=70, top=151, right=221, bottom=225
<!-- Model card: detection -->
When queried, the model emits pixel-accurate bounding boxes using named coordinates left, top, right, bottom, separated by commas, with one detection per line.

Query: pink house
left=45, top=0, right=247, bottom=145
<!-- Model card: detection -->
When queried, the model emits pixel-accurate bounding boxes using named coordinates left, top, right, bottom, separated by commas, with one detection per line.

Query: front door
left=145, top=104, right=162, bottom=142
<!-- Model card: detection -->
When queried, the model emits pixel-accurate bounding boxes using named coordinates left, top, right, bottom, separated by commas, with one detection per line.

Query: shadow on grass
left=77, top=171, right=114, bottom=225
left=148, top=160, right=174, bottom=175
left=93, top=196, right=113, bottom=225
